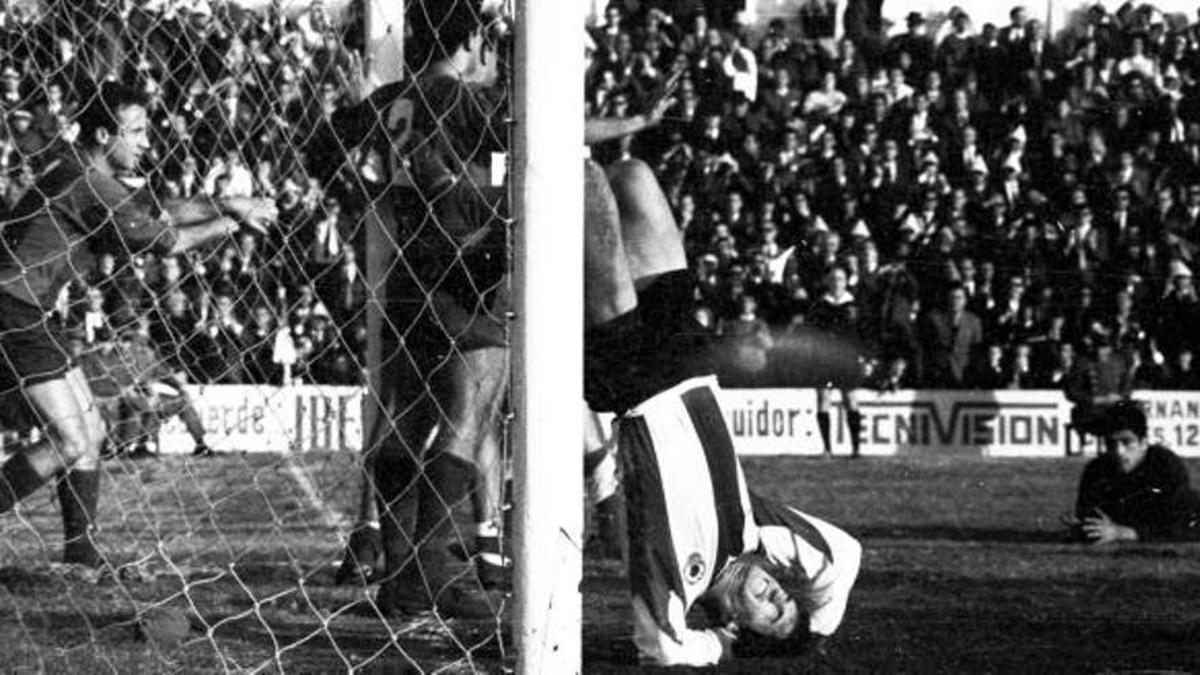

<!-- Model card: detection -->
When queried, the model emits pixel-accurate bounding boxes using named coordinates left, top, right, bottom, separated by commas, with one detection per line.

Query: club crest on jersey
left=684, top=552, right=706, bottom=585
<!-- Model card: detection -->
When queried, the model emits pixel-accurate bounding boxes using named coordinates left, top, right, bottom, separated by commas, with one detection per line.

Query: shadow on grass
left=855, top=525, right=1070, bottom=544
left=580, top=561, right=1200, bottom=673
left=267, top=613, right=509, bottom=671
left=179, top=596, right=512, bottom=671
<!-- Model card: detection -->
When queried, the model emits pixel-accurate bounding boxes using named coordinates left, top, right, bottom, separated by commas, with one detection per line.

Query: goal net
left=0, top=0, right=580, bottom=671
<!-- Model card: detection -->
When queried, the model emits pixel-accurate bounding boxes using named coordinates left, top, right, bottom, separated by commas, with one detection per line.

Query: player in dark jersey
left=585, top=158, right=861, bottom=665
left=807, top=265, right=865, bottom=458
left=311, top=0, right=512, bottom=613
left=0, top=82, right=276, bottom=567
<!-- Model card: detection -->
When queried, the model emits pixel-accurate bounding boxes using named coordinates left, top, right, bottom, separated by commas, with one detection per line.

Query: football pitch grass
left=2, top=451, right=1199, bottom=673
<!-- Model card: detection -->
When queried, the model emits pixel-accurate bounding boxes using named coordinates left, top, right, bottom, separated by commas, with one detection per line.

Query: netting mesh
left=0, top=0, right=513, bottom=671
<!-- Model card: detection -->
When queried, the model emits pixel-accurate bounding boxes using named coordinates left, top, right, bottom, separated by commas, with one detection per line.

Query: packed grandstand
left=0, top=0, right=1196, bottom=396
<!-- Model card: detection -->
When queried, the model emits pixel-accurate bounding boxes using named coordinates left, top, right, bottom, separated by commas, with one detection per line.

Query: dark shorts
left=0, top=292, right=73, bottom=391
left=377, top=269, right=509, bottom=428
left=584, top=270, right=714, bottom=413
left=385, top=241, right=510, bottom=353
left=388, top=280, right=509, bottom=361
left=375, top=179, right=509, bottom=368
left=372, top=279, right=509, bottom=456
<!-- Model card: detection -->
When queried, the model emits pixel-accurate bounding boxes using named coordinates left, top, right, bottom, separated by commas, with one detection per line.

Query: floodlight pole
left=511, top=0, right=584, bottom=671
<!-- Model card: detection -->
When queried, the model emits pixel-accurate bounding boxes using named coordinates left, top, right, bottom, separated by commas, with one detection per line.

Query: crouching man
left=1074, top=400, right=1200, bottom=544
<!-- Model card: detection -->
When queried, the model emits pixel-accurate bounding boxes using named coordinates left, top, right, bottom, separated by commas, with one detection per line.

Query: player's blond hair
left=700, top=553, right=761, bottom=624
left=699, top=553, right=813, bottom=656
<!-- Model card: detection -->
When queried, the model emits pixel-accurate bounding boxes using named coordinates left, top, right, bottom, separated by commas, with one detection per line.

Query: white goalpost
left=511, top=0, right=584, bottom=672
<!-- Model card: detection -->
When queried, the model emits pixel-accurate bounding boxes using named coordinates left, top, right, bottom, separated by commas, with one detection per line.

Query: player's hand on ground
left=1081, top=509, right=1137, bottom=544
left=223, top=197, right=278, bottom=236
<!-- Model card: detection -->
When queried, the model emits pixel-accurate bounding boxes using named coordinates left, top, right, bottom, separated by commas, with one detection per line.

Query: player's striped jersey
left=620, top=375, right=861, bottom=666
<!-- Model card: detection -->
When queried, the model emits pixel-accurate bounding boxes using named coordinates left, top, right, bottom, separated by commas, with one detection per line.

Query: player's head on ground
left=1101, top=400, right=1149, bottom=473
left=77, top=81, right=151, bottom=173
left=703, top=553, right=807, bottom=653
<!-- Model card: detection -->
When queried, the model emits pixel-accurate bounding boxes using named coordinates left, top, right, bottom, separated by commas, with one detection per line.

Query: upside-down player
left=584, top=157, right=861, bottom=665
left=0, top=82, right=276, bottom=567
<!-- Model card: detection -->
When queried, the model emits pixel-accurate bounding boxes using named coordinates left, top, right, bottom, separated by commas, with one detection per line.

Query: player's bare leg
left=372, top=347, right=502, bottom=615
left=420, top=345, right=509, bottom=589
left=0, top=368, right=106, bottom=566
left=160, top=382, right=212, bottom=457
left=604, top=159, right=687, bottom=288
left=178, top=403, right=211, bottom=456
left=467, top=370, right=509, bottom=587
left=584, top=159, right=636, bottom=326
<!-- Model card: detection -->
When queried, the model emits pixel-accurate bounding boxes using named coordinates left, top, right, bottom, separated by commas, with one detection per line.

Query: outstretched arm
left=160, top=196, right=275, bottom=227
left=585, top=113, right=665, bottom=146
left=164, top=218, right=236, bottom=255
left=585, top=68, right=680, bottom=146
left=161, top=196, right=278, bottom=255
left=158, top=196, right=224, bottom=226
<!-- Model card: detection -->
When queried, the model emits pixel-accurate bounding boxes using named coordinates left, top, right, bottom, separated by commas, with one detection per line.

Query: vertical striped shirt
left=620, top=376, right=861, bottom=666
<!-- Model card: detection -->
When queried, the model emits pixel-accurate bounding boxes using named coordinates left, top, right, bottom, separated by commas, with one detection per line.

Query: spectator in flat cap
left=889, top=12, right=935, bottom=81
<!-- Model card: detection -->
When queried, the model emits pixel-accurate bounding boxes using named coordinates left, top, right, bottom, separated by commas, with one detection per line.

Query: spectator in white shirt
left=803, top=71, right=847, bottom=121
left=722, top=33, right=758, bottom=102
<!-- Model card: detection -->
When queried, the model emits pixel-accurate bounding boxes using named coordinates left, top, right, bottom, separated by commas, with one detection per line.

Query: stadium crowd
left=586, top=0, right=1200, bottom=395
left=0, top=0, right=368, bottom=388
left=1, top=0, right=1199, bottom=398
